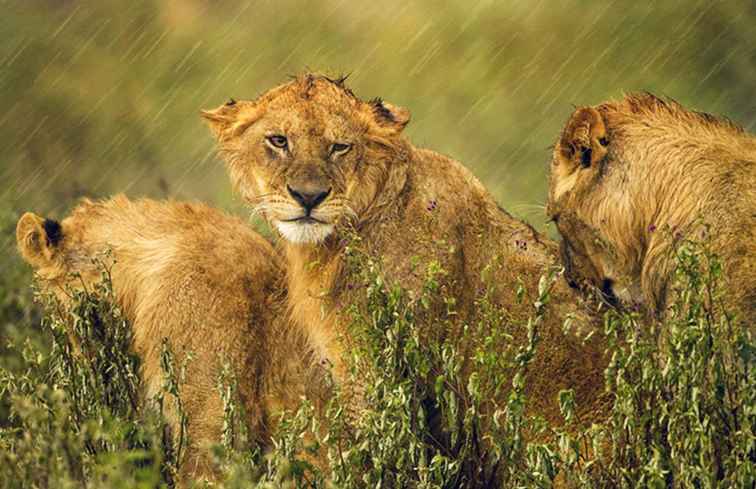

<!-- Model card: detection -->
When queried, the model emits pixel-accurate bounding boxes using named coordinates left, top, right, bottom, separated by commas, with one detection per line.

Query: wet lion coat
left=203, top=75, right=610, bottom=439
left=16, top=196, right=323, bottom=483
left=548, top=93, right=756, bottom=323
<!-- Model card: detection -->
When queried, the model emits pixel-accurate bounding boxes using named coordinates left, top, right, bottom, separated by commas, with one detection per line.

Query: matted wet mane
left=599, top=92, right=745, bottom=135
left=548, top=91, right=755, bottom=320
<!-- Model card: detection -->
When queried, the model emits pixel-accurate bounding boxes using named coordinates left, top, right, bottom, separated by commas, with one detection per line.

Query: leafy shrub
left=0, top=207, right=41, bottom=425
left=0, top=266, right=183, bottom=488
left=248, top=238, right=754, bottom=488
left=0, top=239, right=752, bottom=488
left=577, top=240, right=755, bottom=488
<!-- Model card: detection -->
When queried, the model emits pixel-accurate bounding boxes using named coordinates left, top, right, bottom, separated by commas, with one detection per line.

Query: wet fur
left=16, top=196, right=326, bottom=483
left=204, top=75, right=610, bottom=436
left=548, top=93, right=756, bottom=322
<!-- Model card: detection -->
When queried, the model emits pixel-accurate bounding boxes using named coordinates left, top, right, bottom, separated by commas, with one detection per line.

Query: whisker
left=246, top=192, right=279, bottom=204
left=342, top=205, right=358, bottom=220
left=510, top=203, right=547, bottom=213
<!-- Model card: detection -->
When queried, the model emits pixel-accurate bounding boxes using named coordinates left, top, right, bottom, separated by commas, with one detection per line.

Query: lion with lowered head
left=202, top=74, right=609, bottom=447
left=547, top=93, right=756, bottom=322
left=16, top=195, right=324, bottom=484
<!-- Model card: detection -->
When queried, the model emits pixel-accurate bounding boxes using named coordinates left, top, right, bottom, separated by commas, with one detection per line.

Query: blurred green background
left=1, top=0, right=755, bottom=471
left=0, top=0, right=754, bottom=375
left=2, top=0, right=755, bottom=220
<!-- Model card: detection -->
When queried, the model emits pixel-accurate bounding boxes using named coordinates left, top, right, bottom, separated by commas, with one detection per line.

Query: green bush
left=0, top=207, right=41, bottom=426
left=0, top=268, right=182, bottom=488
left=0, top=240, right=752, bottom=488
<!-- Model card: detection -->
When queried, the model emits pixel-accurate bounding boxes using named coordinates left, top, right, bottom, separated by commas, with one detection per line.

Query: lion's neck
left=283, top=240, right=347, bottom=376
left=280, top=154, right=412, bottom=382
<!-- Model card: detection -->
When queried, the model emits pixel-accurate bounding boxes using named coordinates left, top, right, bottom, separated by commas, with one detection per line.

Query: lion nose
left=287, top=184, right=331, bottom=213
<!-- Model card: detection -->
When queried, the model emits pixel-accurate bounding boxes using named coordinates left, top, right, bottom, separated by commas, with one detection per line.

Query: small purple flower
left=648, top=224, right=657, bottom=233
left=427, top=199, right=438, bottom=212
left=515, top=239, right=528, bottom=251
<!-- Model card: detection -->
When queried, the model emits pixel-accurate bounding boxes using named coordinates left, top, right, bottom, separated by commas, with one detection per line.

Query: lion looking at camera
left=547, top=93, right=755, bottom=323
left=202, top=74, right=610, bottom=450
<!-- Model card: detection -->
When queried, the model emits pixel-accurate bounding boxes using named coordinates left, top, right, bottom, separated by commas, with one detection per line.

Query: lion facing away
left=202, top=74, right=610, bottom=460
left=547, top=93, right=756, bottom=322
left=16, top=196, right=323, bottom=483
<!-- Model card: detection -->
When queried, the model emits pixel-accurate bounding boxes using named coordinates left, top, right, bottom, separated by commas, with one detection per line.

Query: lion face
left=546, top=106, right=640, bottom=306
left=552, top=209, right=634, bottom=306
left=203, top=75, right=410, bottom=244
left=549, top=94, right=756, bottom=313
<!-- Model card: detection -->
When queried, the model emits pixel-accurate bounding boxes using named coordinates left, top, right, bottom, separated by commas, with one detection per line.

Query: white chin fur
left=275, top=220, right=334, bottom=244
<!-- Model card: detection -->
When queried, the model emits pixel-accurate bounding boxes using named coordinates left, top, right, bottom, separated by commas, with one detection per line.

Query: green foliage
left=319, top=246, right=561, bottom=488
left=594, top=240, right=754, bottom=488
left=550, top=240, right=755, bottom=488
left=244, top=238, right=754, bottom=488
left=0, top=240, right=752, bottom=488
left=0, top=207, right=40, bottom=425
left=0, top=268, right=181, bottom=488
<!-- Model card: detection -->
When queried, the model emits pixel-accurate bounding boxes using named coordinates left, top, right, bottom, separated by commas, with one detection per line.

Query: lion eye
left=330, top=142, right=351, bottom=155
left=266, top=135, right=288, bottom=149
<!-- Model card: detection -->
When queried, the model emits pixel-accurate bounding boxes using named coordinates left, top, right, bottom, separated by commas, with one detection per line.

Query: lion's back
left=57, top=196, right=289, bottom=480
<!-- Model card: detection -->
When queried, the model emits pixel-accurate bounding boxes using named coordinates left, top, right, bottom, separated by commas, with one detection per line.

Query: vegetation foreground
left=1, top=2, right=754, bottom=487
left=0, top=233, right=753, bottom=489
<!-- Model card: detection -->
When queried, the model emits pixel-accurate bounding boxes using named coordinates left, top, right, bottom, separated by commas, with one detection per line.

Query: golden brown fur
left=202, top=75, right=609, bottom=436
left=547, top=93, right=756, bottom=322
left=16, top=196, right=323, bottom=483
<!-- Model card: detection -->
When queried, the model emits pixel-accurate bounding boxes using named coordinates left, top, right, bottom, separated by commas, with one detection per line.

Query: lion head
left=544, top=102, right=639, bottom=305
left=202, top=74, right=412, bottom=244
left=546, top=93, right=754, bottom=311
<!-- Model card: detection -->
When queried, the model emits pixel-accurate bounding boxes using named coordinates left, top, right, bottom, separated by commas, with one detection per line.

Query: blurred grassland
left=0, top=0, right=754, bottom=363
left=1, top=0, right=754, bottom=220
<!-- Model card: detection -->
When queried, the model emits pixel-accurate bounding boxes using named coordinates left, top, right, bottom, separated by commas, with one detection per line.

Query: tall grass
left=0, top=269, right=180, bottom=488
left=0, top=239, right=752, bottom=488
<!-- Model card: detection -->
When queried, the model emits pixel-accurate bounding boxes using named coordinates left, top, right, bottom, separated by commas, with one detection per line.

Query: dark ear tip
left=369, top=98, right=410, bottom=130
left=373, top=102, right=395, bottom=122
left=580, top=147, right=593, bottom=168
left=43, top=219, right=63, bottom=246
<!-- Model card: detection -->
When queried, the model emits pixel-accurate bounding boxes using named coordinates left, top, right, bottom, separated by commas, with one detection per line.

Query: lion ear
left=200, top=99, right=247, bottom=140
left=558, top=107, right=609, bottom=170
left=16, top=212, right=63, bottom=268
left=369, top=98, right=411, bottom=134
